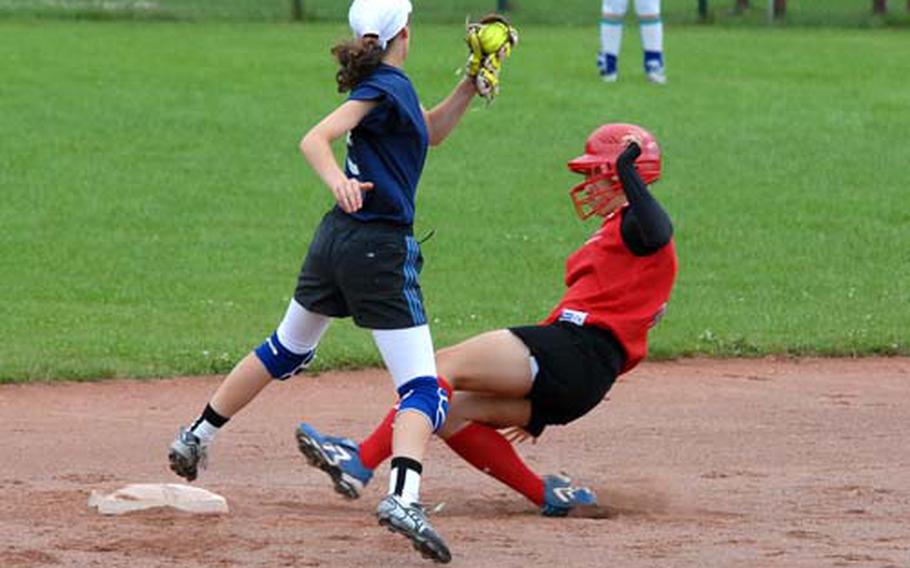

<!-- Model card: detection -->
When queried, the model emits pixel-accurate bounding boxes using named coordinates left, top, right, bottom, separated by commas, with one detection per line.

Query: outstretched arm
left=617, top=142, right=673, bottom=256
left=300, top=99, right=377, bottom=213
left=422, top=78, right=477, bottom=147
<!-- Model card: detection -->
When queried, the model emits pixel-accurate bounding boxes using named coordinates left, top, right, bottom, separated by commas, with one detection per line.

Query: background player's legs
left=635, top=0, right=666, bottom=83
left=169, top=299, right=330, bottom=481
left=600, top=0, right=629, bottom=81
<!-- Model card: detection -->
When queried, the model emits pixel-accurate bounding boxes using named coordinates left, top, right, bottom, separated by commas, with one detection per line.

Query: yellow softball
left=478, top=21, right=509, bottom=54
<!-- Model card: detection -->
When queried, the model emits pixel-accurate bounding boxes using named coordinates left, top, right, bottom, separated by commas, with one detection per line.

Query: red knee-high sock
left=444, top=422, right=545, bottom=506
left=359, top=406, right=396, bottom=470
left=359, top=376, right=455, bottom=471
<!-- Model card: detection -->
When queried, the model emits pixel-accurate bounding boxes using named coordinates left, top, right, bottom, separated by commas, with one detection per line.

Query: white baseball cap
left=348, top=0, right=412, bottom=49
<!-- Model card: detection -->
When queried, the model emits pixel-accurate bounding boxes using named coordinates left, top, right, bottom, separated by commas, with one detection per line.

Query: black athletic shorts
left=509, top=321, right=626, bottom=437
left=294, top=209, right=427, bottom=330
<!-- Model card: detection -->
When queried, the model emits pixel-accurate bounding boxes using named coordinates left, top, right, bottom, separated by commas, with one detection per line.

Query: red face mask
left=569, top=164, right=627, bottom=220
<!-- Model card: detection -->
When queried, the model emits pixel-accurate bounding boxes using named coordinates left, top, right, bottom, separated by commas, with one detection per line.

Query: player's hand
left=621, top=133, right=642, bottom=148
left=502, top=426, right=537, bottom=445
left=331, top=178, right=374, bottom=213
left=617, top=138, right=642, bottom=168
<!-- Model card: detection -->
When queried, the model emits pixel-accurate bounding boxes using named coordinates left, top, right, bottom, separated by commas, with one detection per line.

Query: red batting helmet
left=567, top=123, right=661, bottom=220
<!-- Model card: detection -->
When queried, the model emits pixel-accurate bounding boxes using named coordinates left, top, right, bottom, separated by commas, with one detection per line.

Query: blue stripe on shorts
left=403, top=236, right=426, bottom=326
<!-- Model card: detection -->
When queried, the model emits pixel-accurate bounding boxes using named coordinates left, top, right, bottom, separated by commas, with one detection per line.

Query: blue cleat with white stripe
left=296, top=422, right=373, bottom=499
left=541, top=474, right=597, bottom=517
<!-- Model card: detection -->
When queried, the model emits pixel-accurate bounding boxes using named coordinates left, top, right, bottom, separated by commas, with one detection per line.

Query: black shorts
left=509, top=321, right=626, bottom=437
left=294, top=209, right=427, bottom=330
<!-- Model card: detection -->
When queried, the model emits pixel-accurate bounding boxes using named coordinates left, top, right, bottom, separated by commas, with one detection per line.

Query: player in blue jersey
left=168, top=0, right=481, bottom=562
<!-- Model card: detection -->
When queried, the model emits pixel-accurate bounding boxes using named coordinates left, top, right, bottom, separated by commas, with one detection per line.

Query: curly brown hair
left=331, top=35, right=385, bottom=93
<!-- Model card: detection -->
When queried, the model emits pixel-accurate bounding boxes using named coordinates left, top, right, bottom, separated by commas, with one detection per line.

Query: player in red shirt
left=296, top=123, right=678, bottom=517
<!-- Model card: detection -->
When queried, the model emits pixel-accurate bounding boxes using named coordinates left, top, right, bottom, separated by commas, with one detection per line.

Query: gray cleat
left=377, top=494, right=451, bottom=563
left=168, top=427, right=208, bottom=482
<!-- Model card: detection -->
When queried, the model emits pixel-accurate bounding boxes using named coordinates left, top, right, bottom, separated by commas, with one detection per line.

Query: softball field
left=2, top=357, right=908, bottom=567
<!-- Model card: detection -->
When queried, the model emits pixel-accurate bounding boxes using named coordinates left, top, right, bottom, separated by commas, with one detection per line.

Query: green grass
left=1, top=21, right=908, bottom=381
left=2, top=0, right=909, bottom=27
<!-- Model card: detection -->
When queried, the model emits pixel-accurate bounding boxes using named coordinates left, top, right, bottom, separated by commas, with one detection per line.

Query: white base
left=88, top=483, right=229, bottom=515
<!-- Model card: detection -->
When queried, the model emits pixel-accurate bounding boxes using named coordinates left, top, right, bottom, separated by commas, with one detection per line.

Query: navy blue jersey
left=344, top=64, right=429, bottom=226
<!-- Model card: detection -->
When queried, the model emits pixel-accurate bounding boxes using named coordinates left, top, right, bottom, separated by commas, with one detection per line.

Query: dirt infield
left=1, top=358, right=908, bottom=567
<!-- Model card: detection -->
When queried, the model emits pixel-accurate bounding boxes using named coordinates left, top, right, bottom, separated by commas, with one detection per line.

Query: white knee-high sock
left=635, top=0, right=664, bottom=71
left=601, top=0, right=629, bottom=75
left=600, top=19, right=624, bottom=57
left=640, top=18, right=663, bottom=54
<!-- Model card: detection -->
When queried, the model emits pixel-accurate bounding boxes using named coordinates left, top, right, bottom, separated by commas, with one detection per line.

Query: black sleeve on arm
left=617, top=144, right=673, bottom=256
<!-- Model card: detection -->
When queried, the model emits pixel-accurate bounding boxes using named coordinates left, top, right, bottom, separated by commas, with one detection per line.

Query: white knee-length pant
left=602, top=0, right=661, bottom=17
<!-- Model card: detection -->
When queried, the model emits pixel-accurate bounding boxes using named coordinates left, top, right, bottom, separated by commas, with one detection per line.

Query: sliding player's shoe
left=295, top=422, right=373, bottom=499
left=541, top=473, right=597, bottom=517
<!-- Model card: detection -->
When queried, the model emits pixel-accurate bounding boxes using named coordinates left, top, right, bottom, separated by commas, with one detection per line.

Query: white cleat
left=646, top=70, right=667, bottom=84
left=601, top=73, right=619, bottom=83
